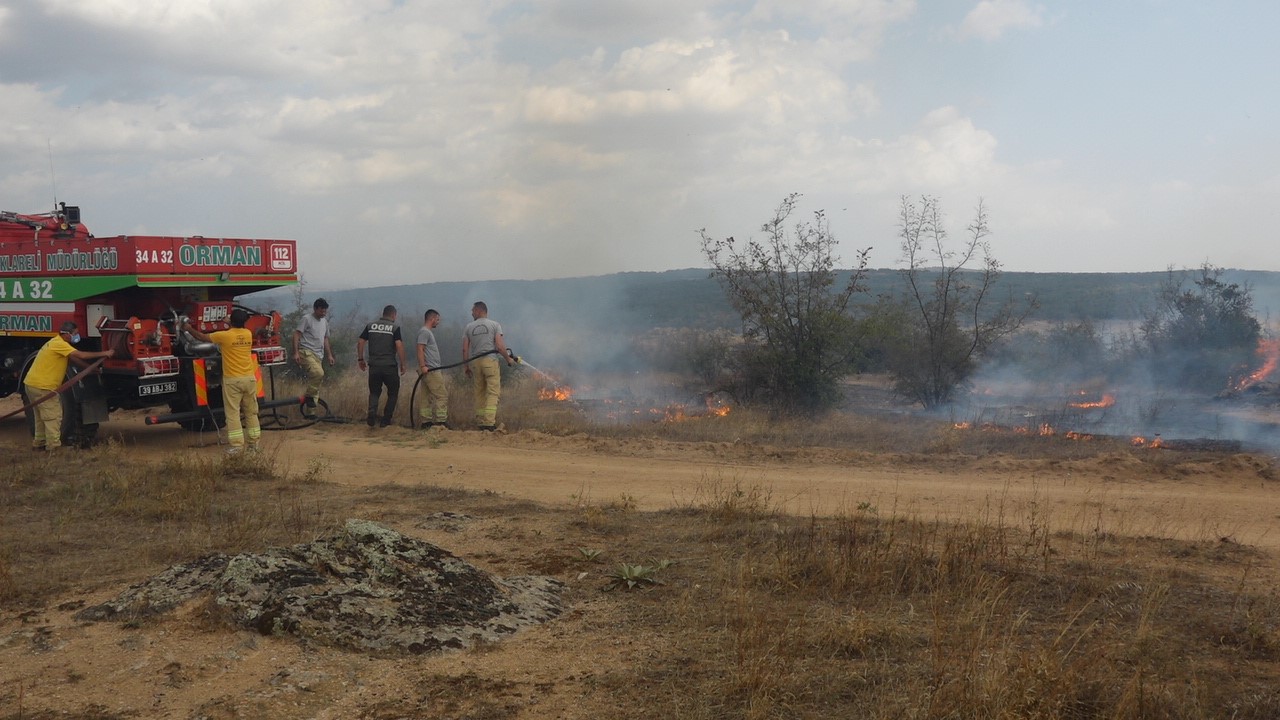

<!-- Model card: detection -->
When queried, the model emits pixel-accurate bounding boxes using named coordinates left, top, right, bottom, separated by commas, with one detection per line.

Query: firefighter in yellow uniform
left=461, top=301, right=514, bottom=431
left=23, top=321, right=114, bottom=450
left=184, top=309, right=260, bottom=454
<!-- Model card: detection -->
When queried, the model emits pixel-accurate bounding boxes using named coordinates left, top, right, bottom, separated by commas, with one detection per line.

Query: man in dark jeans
left=355, top=305, right=406, bottom=427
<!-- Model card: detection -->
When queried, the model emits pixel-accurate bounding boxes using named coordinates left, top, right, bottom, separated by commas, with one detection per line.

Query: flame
left=703, top=394, right=731, bottom=417
left=1131, top=435, right=1166, bottom=449
left=575, top=394, right=731, bottom=423
left=656, top=405, right=687, bottom=422
left=955, top=421, right=1057, bottom=436
left=538, top=385, right=574, bottom=401
left=1069, top=393, right=1115, bottom=409
left=650, top=399, right=732, bottom=422
left=1230, top=338, right=1280, bottom=392
left=1013, top=424, right=1056, bottom=436
left=952, top=423, right=1100, bottom=441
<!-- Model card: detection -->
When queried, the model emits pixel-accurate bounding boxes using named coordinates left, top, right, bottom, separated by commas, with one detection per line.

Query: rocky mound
left=77, top=519, right=563, bottom=655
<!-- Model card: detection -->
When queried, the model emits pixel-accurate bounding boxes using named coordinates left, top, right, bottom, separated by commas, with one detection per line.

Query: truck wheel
left=61, top=406, right=99, bottom=449
left=64, top=373, right=104, bottom=449
left=63, top=392, right=99, bottom=448
left=18, top=384, right=36, bottom=440
left=18, top=366, right=98, bottom=449
left=17, top=352, right=38, bottom=436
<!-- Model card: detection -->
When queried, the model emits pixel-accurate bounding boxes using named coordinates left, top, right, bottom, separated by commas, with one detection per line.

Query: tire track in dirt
left=5, top=408, right=1278, bottom=549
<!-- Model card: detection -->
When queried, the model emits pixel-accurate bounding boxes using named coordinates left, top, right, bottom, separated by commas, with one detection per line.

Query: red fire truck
left=0, top=203, right=300, bottom=446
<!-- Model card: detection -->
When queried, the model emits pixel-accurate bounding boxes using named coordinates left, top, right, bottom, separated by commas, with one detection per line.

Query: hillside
left=249, top=268, right=1280, bottom=370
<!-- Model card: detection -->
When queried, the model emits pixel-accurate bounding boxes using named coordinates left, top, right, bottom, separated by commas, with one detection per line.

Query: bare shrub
left=701, top=193, right=870, bottom=413
left=888, top=196, right=1034, bottom=407
left=682, top=474, right=777, bottom=523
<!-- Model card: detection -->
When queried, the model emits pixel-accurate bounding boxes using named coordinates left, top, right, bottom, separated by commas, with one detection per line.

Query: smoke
left=261, top=272, right=724, bottom=412
left=954, top=319, right=1280, bottom=451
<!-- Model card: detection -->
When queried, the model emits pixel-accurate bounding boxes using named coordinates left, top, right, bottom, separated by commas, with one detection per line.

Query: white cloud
left=521, top=86, right=600, bottom=125
left=3, top=0, right=1276, bottom=286
left=532, top=0, right=724, bottom=43
left=30, top=0, right=490, bottom=92
left=792, top=106, right=1003, bottom=196
left=0, top=1, right=990, bottom=285
left=902, top=106, right=1001, bottom=185
left=958, top=0, right=1043, bottom=41
left=746, top=0, right=916, bottom=61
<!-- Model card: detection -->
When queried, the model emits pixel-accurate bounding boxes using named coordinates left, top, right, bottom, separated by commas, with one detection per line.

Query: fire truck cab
left=0, top=203, right=299, bottom=446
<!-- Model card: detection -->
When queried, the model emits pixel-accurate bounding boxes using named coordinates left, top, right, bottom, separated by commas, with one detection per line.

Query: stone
left=77, top=520, right=563, bottom=656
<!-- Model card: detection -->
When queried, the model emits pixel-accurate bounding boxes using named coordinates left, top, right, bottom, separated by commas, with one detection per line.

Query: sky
left=2, top=0, right=1278, bottom=290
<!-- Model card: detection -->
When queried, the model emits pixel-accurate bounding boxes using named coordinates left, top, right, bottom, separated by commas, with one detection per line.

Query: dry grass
left=0, top=440, right=338, bottom=606
left=4, top=388, right=1280, bottom=719
left=274, top=368, right=546, bottom=429
left=285, top=369, right=1192, bottom=464
left=589, top=499, right=1280, bottom=719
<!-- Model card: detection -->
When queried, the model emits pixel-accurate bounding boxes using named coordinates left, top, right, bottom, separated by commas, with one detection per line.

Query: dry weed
left=0, top=443, right=337, bottom=606
left=680, top=472, right=777, bottom=523
left=599, top=481, right=1280, bottom=720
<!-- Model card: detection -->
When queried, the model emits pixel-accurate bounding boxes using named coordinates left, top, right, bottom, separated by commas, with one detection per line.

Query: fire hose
left=259, top=350, right=516, bottom=431
left=258, top=365, right=345, bottom=431
left=2, top=347, right=522, bottom=435
left=0, top=357, right=107, bottom=424
left=407, top=348, right=518, bottom=429
left=4, top=345, right=521, bottom=430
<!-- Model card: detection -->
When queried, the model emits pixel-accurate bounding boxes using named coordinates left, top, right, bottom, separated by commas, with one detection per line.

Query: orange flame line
left=1231, top=338, right=1280, bottom=391
left=1068, top=393, right=1115, bottom=409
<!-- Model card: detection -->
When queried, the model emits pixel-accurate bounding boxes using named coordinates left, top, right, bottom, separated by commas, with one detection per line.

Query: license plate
left=139, top=381, right=178, bottom=397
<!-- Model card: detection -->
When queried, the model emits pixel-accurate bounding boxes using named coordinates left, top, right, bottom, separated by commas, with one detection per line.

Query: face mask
left=68, top=332, right=81, bottom=344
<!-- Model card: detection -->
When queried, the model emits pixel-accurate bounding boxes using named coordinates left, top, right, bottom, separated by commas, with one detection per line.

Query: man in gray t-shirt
left=292, top=298, right=335, bottom=416
left=415, top=309, right=449, bottom=429
left=462, top=301, right=513, bottom=430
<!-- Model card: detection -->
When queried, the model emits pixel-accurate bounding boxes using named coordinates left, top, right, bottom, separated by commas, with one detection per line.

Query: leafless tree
left=890, top=196, right=1032, bottom=407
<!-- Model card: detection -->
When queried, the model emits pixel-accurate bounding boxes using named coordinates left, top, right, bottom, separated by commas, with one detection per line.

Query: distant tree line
left=698, top=194, right=1034, bottom=412
left=254, top=206, right=1272, bottom=413
left=984, top=264, right=1264, bottom=395
left=696, top=195, right=1266, bottom=414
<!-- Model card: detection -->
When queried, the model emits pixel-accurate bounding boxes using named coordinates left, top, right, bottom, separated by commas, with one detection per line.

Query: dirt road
left=9, top=407, right=1275, bottom=550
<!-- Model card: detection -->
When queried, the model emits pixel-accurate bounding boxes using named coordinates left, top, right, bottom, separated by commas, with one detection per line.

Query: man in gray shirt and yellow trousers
left=293, top=298, right=335, bottom=417
left=416, top=308, right=449, bottom=429
left=462, top=301, right=513, bottom=431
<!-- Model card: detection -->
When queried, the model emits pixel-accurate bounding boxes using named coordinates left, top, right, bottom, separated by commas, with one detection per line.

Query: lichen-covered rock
left=77, top=520, right=563, bottom=656
left=76, top=553, right=232, bottom=621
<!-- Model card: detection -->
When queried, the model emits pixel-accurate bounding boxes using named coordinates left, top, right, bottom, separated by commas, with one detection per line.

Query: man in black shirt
left=356, top=305, right=407, bottom=427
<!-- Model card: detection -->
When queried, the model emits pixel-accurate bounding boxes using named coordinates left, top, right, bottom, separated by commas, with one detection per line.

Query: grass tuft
left=0, top=442, right=337, bottom=606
